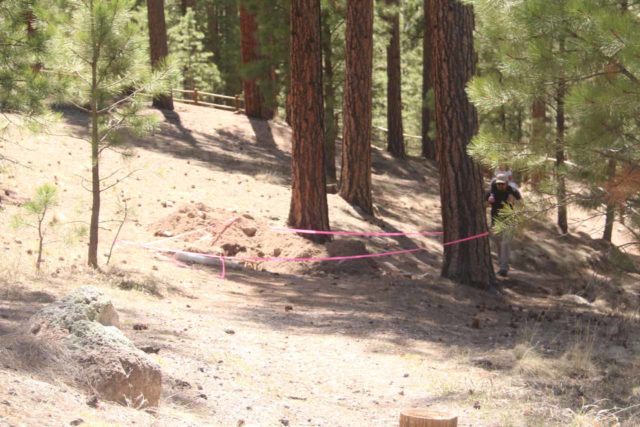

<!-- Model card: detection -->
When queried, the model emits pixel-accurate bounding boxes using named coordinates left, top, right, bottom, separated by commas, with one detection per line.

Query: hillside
left=1, top=103, right=639, bottom=426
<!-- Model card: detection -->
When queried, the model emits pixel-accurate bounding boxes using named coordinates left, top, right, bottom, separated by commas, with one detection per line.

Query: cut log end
left=399, top=409, right=457, bottom=427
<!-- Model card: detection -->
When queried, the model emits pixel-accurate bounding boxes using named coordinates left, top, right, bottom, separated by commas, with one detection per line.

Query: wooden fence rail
left=171, top=88, right=245, bottom=113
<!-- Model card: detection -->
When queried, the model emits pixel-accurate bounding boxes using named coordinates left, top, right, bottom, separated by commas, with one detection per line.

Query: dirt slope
left=1, top=103, right=639, bottom=426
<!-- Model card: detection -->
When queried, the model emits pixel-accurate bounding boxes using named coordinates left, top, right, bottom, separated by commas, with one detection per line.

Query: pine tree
left=428, top=0, right=495, bottom=287
left=384, top=0, right=405, bottom=158
left=0, top=0, right=51, bottom=115
left=421, top=0, right=436, bottom=160
left=288, top=0, right=331, bottom=242
left=468, top=0, right=640, bottom=242
left=168, top=8, right=221, bottom=94
left=340, top=0, right=374, bottom=215
left=52, top=0, right=173, bottom=268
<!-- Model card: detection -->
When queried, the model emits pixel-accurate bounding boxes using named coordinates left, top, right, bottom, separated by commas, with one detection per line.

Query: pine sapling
left=11, top=183, right=58, bottom=270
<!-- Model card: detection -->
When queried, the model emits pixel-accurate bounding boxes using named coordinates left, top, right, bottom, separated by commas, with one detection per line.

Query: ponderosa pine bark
left=240, top=6, right=262, bottom=117
left=385, top=0, right=405, bottom=158
left=321, top=8, right=337, bottom=182
left=146, top=0, right=173, bottom=110
left=239, top=5, right=274, bottom=119
left=288, top=0, right=330, bottom=242
left=421, top=0, right=436, bottom=160
left=428, top=0, right=495, bottom=287
left=340, top=0, right=374, bottom=215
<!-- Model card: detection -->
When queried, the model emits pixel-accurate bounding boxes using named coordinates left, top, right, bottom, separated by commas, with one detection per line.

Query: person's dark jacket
left=486, top=182, right=521, bottom=225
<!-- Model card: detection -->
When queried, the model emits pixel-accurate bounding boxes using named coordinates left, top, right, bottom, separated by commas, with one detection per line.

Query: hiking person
left=487, top=172, right=522, bottom=277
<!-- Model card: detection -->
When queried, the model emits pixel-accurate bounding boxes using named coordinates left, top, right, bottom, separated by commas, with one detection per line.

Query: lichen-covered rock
left=28, top=286, right=161, bottom=407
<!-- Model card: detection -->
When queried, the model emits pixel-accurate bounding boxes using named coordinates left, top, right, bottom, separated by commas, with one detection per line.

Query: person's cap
left=495, top=173, right=508, bottom=184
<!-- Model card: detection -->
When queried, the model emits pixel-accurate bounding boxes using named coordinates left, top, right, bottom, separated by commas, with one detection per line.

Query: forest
left=1, top=0, right=640, bottom=426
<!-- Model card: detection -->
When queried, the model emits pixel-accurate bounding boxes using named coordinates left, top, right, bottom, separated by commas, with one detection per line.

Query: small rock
left=241, top=227, right=257, bottom=237
left=154, top=230, right=173, bottom=237
left=174, top=379, right=191, bottom=389
left=133, top=323, right=149, bottom=331
left=225, top=329, right=235, bottom=335
left=86, top=396, right=99, bottom=408
left=151, top=265, right=158, bottom=271
left=284, top=305, right=293, bottom=312
left=198, top=393, right=207, bottom=400
left=280, top=419, right=290, bottom=426
left=70, top=419, right=84, bottom=426
left=237, top=420, right=246, bottom=427
left=273, top=248, right=282, bottom=257
left=140, top=346, right=160, bottom=354
left=473, top=401, right=481, bottom=409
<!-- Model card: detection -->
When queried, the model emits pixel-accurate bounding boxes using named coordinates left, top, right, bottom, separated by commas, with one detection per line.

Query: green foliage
left=11, top=183, right=59, bottom=270
left=25, top=183, right=58, bottom=216
left=468, top=0, right=640, bottom=242
left=49, top=0, right=174, bottom=267
left=0, top=0, right=54, bottom=114
left=168, top=8, right=221, bottom=92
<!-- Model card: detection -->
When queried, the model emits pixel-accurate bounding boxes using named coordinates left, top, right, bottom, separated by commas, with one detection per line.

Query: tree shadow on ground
left=0, top=287, right=56, bottom=336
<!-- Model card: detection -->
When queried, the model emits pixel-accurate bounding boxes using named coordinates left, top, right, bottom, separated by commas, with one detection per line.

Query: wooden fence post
left=193, top=88, right=199, bottom=105
left=399, top=409, right=457, bottom=427
left=234, top=95, right=239, bottom=112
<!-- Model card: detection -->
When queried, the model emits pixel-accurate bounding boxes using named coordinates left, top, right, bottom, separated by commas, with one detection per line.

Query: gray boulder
left=28, top=286, right=161, bottom=408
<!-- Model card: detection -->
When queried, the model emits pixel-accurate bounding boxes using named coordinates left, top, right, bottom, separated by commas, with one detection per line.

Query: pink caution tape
left=118, top=228, right=490, bottom=280
left=443, top=231, right=490, bottom=246
left=271, top=226, right=443, bottom=237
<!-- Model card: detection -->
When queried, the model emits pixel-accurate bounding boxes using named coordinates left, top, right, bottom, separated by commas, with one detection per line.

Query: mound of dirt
left=149, top=203, right=378, bottom=276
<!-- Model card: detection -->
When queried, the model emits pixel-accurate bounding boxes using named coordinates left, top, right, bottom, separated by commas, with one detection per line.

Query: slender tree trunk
left=206, top=4, right=221, bottom=61
left=531, top=98, right=546, bottom=143
left=288, top=0, right=330, bottom=242
left=340, top=0, right=374, bottom=215
left=385, top=0, right=405, bottom=158
left=421, top=0, right=436, bottom=160
left=321, top=8, right=337, bottom=182
left=556, top=40, right=568, bottom=234
left=36, top=211, right=45, bottom=270
left=428, top=0, right=495, bottom=288
left=25, top=8, right=43, bottom=72
left=603, top=159, right=617, bottom=242
left=88, top=36, right=100, bottom=269
left=146, top=0, right=174, bottom=110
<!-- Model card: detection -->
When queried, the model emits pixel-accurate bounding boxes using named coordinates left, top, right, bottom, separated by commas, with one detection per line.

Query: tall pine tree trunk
left=340, top=0, right=374, bottom=215
left=239, top=6, right=273, bottom=119
left=603, top=159, right=617, bottom=242
left=321, top=8, right=337, bottom=182
left=421, top=0, right=436, bottom=160
left=240, top=6, right=262, bottom=117
left=385, top=0, right=405, bottom=158
left=428, top=0, right=495, bottom=288
left=556, top=41, right=568, bottom=234
left=288, top=0, right=330, bottom=242
left=146, top=0, right=174, bottom=110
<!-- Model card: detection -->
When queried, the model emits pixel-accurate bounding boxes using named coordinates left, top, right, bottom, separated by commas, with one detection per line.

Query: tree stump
left=399, top=409, right=457, bottom=427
